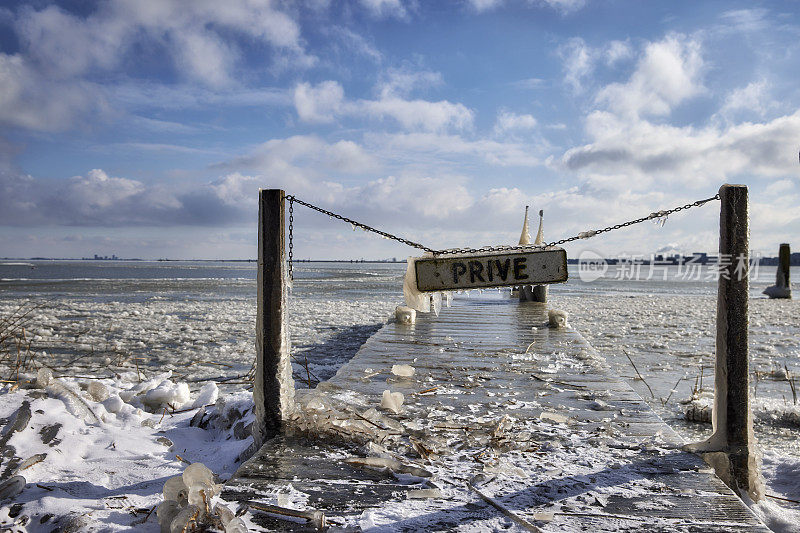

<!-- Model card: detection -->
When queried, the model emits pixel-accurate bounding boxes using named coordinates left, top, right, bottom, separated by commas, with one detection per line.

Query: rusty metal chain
left=283, top=193, right=720, bottom=261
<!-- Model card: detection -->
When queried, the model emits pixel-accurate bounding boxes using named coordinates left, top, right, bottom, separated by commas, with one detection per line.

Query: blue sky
left=1, top=0, right=798, bottom=260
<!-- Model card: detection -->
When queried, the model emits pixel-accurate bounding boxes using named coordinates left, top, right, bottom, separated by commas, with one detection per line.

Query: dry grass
left=0, top=301, right=43, bottom=384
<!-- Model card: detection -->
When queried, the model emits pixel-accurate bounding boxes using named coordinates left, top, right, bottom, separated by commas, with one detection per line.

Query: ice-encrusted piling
left=518, top=207, right=547, bottom=303
left=253, top=189, right=295, bottom=448
left=686, top=184, right=763, bottom=501
left=763, top=243, right=791, bottom=299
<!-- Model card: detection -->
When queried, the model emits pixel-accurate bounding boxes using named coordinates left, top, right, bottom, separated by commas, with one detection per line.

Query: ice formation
left=191, top=382, right=219, bottom=409
left=143, top=379, right=191, bottom=410
left=403, top=257, right=430, bottom=312
left=87, top=381, right=109, bottom=402
left=548, top=309, right=569, bottom=329
left=158, top=463, right=232, bottom=533
left=394, top=305, right=416, bottom=325
left=391, top=364, right=416, bottom=377
left=381, top=390, right=404, bottom=414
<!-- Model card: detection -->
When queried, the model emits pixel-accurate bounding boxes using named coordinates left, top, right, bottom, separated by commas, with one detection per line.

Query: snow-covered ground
left=0, top=262, right=798, bottom=531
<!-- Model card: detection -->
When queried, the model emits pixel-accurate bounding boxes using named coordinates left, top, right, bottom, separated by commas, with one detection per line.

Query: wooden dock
left=224, top=294, right=769, bottom=531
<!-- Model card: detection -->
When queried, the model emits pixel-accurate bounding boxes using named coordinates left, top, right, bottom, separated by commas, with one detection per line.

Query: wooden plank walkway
left=224, top=294, right=769, bottom=532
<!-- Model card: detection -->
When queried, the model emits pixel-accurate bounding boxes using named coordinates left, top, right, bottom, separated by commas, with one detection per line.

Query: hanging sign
left=414, top=248, right=567, bottom=292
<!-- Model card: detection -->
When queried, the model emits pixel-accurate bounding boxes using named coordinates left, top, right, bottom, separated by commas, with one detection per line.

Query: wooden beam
left=685, top=184, right=763, bottom=501
left=253, top=189, right=295, bottom=448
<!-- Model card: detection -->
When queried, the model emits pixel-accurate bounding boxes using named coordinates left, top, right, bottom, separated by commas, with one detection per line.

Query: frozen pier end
left=225, top=294, right=768, bottom=531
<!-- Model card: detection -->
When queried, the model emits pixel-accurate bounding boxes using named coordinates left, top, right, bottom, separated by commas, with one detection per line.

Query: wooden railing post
left=253, top=189, right=295, bottom=448
left=685, top=184, right=763, bottom=501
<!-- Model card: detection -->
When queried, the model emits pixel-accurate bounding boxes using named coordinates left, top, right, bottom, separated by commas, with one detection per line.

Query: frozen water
left=144, top=379, right=191, bottom=410
left=548, top=309, right=569, bottom=328
left=381, top=389, right=404, bottom=414
left=395, top=305, right=416, bottom=324
left=391, top=364, right=415, bottom=377
left=157, top=500, right=181, bottom=532
left=192, top=382, right=219, bottom=408
left=163, top=475, right=189, bottom=504
left=183, top=462, right=215, bottom=488
left=87, top=381, right=109, bottom=402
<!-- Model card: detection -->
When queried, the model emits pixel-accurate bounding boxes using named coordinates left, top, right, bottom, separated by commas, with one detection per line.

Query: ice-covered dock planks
left=414, top=247, right=567, bottom=292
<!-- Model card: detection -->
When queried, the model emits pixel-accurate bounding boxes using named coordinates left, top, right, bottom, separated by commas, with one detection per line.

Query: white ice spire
left=534, top=209, right=544, bottom=245
left=518, top=206, right=531, bottom=245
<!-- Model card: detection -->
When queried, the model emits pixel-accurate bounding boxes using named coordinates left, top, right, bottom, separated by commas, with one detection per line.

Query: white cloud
left=221, top=135, right=379, bottom=178
left=559, top=37, right=594, bottom=92
left=605, top=40, right=633, bottom=65
left=378, top=67, right=443, bottom=98
left=0, top=53, right=106, bottom=131
left=596, top=34, right=704, bottom=118
left=359, top=0, right=408, bottom=19
left=494, top=111, right=537, bottom=135
left=293, top=81, right=345, bottom=123
left=375, top=132, right=541, bottom=167
left=719, top=80, right=771, bottom=118
left=562, top=110, right=800, bottom=189
left=16, top=1, right=309, bottom=84
left=467, top=0, right=504, bottom=12
left=350, top=174, right=474, bottom=219
left=292, top=79, right=474, bottom=132
left=363, top=97, right=474, bottom=131
left=538, top=0, right=586, bottom=14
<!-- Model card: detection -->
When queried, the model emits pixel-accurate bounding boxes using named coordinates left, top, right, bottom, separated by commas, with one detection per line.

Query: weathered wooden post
left=685, top=184, right=763, bottom=501
left=253, top=189, right=295, bottom=448
left=763, top=243, right=792, bottom=299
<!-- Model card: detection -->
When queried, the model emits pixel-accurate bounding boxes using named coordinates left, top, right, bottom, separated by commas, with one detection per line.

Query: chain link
left=431, top=194, right=721, bottom=255
left=284, top=195, right=437, bottom=254
left=283, top=193, right=720, bottom=260
left=287, top=198, right=294, bottom=281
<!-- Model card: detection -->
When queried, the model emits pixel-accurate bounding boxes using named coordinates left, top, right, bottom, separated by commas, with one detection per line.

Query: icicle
left=431, top=292, right=442, bottom=317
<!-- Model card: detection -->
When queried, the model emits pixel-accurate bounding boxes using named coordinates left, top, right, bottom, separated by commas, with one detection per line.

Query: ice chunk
left=157, top=500, right=181, bottom=532
left=381, top=390, right=404, bottom=414
left=407, top=488, right=443, bottom=499
left=540, top=411, right=569, bottom=424
left=548, top=309, right=569, bottom=329
left=182, top=462, right=215, bottom=488
left=102, top=395, right=124, bottom=414
left=395, top=305, right=416, bottom=325
left=191, top=382, right=219, bottom=409
left=47, top=380, right=101, bottom=424
left=188, top=482, right=219, bottom=508
left=144, top=380, right=191, bottom=410
left=36, top=367, right=53, bottom=388
left=391, top=364, right=416, bottom=377
left=87, top=381, right=109, bottom=402
left=225, top=517, right=248, bottom=533
left=163, top=475, right=188, bottom=504
left=214, top=504, right=236, bottom=526
left=0, top=475, right=25, bottom=501
left=170, top=505, right=199, bottom=533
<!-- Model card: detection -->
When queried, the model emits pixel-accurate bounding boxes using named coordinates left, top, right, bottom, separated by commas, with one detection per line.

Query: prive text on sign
left=414, top=248, right=568, bottom=292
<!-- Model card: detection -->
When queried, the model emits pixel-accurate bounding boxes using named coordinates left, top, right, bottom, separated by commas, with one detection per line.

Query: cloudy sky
left=1, top=0, right=798, bottom=260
